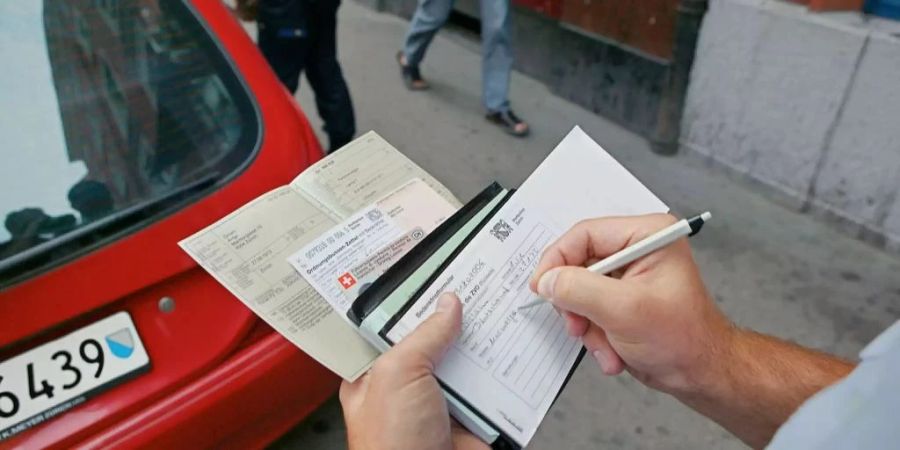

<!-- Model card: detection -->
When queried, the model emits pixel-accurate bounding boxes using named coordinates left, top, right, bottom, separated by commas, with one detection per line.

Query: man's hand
left=529, top=213, right=732, bottom=394
left=529, top=214, right=854, bottom=448
left=339, top=294, right=489, bottom=450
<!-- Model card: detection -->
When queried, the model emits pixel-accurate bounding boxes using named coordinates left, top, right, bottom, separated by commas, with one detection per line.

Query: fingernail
left=537, top=268, right=560, bottom=299
left=436, top=294, right=456, bottom=313
left=592, top=350, right=609, bottom=373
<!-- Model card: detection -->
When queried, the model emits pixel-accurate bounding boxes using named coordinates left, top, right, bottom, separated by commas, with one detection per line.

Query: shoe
left=486, top=109, right=530, bottom=137
left=397, top=51, right=429, bottom=91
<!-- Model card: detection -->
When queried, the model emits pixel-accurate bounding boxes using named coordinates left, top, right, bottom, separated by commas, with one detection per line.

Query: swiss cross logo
left=338, top=272, right=357, bottom=289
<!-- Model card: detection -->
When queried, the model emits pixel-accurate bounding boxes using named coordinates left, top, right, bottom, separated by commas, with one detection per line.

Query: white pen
left=518, top=212, right=712, bottom=310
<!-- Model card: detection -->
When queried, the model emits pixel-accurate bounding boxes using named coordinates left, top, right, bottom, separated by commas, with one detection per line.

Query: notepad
left=348, top=126, right=668, bottom=447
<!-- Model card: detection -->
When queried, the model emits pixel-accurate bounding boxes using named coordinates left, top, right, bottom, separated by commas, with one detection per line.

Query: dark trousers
left=258, top=0, right=355, bottom=153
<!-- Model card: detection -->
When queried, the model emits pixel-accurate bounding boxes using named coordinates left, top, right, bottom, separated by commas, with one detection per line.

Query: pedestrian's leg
left=480, top=0, right=528, bottom=135
left=306, top=0, right=356, bottom=152
left=402, top=0, right=455, bottom=66
left=479, top=0, right=512, bottom=113
left=257, top=24, right=306, bottom=93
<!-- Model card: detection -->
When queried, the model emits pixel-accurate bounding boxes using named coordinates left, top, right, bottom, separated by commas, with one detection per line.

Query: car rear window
left=0, top=0, right=260, bottom=286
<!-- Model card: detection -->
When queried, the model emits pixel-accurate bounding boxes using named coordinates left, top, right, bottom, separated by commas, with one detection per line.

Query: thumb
left=536, top=267, right=637, bottom=328
left=393, top=293, right=463, bottom=371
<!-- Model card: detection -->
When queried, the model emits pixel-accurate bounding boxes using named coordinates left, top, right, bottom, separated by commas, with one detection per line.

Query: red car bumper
left=78, top=333, right=338, bottom=450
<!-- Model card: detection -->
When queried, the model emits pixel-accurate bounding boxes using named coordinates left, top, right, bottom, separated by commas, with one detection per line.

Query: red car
left=0, top=0, right=338, bottom=448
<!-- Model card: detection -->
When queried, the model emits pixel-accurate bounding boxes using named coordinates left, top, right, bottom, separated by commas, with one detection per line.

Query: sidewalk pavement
left=266, top=2, right=900, bottom=449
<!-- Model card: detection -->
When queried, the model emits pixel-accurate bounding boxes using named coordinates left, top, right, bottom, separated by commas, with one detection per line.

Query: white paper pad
left=385, top=126, right=668, bottom=446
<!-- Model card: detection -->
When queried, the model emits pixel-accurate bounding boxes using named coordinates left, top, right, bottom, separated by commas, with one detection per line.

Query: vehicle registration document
left=179, top=132, right=460, bottom=381
left=382, top=126, right=668, bottom=445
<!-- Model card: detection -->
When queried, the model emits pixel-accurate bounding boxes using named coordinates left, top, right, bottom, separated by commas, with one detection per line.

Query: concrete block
left=809, top=33, right=900, bottom=240
left=681, top=0, right=866, bottom=200
left=884, top=198, right=900, bottom=253
left=681, top=0, right=769, bottom=168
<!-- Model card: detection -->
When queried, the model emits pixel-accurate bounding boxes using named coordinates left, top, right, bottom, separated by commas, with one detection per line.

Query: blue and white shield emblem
left=105, top=328, right=135, bottom=359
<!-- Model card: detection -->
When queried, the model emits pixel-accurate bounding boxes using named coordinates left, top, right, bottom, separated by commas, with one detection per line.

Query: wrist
left=669, top=320, right=743, bottom=402
left=666, top=326, right=856, bottom=449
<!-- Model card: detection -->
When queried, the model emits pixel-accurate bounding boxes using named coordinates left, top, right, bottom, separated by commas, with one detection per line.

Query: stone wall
left=681, top=0, right=900, bottom=252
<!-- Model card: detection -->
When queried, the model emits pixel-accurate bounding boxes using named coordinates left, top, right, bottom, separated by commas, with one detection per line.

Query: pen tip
left=700, top=211, right=712, bottom=222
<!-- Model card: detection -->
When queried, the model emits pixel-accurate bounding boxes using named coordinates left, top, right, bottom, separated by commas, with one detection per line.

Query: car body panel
left=0, top=0, right=336, bottom=448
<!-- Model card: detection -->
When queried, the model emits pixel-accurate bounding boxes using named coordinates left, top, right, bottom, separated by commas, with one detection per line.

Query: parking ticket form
left=385, top=126, right=669, bottom=445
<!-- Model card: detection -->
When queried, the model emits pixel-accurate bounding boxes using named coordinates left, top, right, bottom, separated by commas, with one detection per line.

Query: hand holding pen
left=520, top=212, right=711, bottom=309
left=525, top=213, right=728, bottom=383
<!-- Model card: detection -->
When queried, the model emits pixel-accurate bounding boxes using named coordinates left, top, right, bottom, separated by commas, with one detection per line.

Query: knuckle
left=652, top=213, right=679, bottom=227
left=573, top=218, right=607, bottom=237
left=372, top=354, right=400, bottom=375
left=573, top=218, right=597, bottom=231
left=537, top=244, right=556, bottom=263
left=634, top=213, right=678, bottom=238
left=620, top=286, right=652, bottom=317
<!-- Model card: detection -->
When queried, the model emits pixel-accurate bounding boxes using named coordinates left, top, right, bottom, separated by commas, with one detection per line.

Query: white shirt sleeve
left=767, top=320, right=900, bottom=449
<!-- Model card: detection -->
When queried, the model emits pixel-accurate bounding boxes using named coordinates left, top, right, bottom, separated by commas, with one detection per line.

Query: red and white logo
left=338, top=272, right=357, bottom=290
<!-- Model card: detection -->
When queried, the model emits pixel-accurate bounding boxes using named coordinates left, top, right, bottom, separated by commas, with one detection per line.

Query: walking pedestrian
left=241, top=0, right=357, bottom=152
left=397, top=0, right=529, bottom=137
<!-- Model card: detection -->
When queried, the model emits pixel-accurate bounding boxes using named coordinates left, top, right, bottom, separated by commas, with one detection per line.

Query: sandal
left=396, top=51, right=429, bottom=91
left=486, top=110, right=530, bottom=137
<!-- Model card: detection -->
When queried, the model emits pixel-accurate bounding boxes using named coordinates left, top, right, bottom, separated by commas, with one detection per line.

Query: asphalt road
left=261, top=2, right=900, bottom=449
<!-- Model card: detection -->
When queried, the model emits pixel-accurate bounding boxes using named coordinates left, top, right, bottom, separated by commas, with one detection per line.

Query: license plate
left=0, top=312, right=150, bottom=441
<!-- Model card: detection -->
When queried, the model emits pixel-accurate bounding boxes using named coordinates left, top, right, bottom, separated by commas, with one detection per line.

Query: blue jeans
left=402, top=0, right=513, bottom=112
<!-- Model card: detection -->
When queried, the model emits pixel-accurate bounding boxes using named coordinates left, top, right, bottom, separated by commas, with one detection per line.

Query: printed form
left=179, top=132, right=459, bottom=381
left=176, top=187, right=376, bottom=377
left=287, top=179, right=456, bottom=320
left=386, top=126, right=668, bottom=445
